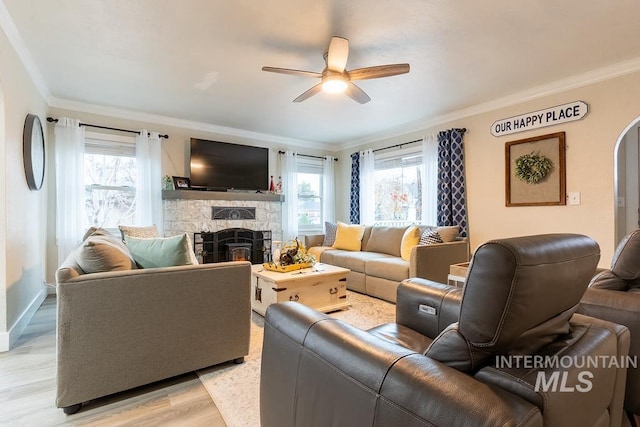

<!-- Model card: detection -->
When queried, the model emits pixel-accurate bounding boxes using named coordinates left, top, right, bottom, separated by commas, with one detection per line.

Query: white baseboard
left=0, top=287, right=47, bottom=352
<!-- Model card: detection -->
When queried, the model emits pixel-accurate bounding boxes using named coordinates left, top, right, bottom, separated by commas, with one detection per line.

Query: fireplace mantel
left=162, top=190, right=284, bottom=202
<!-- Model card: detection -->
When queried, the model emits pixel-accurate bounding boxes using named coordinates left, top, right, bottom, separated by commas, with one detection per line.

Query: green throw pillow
left=124, top=233, right=196, bottom=268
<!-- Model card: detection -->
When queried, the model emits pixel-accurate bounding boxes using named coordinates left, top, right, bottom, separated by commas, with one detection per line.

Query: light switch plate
left=568, top=192, right=581, bottom=205
left=617, top=197, right=626, bottom=208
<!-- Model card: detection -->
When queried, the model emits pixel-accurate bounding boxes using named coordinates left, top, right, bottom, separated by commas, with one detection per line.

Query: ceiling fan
left=262, top=36, right=410, bottom=104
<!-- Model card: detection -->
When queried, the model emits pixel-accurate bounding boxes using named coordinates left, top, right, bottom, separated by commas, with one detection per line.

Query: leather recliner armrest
left=579, top=287, right=640, bottom=322
left=578, top=288, right=640, bottom=414
left=395, top=278, right=463, bottom=339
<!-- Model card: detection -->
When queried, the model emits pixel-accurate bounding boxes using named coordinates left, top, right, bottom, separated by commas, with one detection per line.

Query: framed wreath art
left=505, top=132, right=566, bottom=207
left=514, top=152, right=554, bottom=184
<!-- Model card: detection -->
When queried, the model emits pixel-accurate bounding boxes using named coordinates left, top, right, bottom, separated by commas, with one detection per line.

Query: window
left=297, top=158, right=323, bottom=232
left=84, top=131, right=136, bottom=230
left=374, top=149, right=426, bottom=225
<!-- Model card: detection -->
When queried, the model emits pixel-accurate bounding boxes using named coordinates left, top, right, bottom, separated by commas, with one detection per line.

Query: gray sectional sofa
left=305, top=225, right=469, bottom=302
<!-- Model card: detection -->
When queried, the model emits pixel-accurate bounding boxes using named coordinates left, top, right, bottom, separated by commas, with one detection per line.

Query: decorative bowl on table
left=262, top=262, right=314, bottom=272
left=263, top=238, right=316, bottom=273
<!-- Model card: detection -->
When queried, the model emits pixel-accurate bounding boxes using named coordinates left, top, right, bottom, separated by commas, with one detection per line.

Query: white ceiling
left=4, top=0, right=640, bottom=148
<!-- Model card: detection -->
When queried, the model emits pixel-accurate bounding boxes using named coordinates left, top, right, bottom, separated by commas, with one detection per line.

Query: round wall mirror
left=23, top=113, right=45, bottom=191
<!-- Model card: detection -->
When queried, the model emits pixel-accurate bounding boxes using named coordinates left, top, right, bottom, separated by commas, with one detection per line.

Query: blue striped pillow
left=419, top=228, right=443, bottom=245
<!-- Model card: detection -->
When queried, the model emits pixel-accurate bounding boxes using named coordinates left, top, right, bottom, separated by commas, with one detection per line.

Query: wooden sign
left=491, top=101, right=589, bottom=137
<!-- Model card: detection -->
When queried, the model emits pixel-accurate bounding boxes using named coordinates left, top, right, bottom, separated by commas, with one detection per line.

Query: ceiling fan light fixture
left=262, top=36, right=409, bottom=103
left=322, top=74, right=348, bottom=93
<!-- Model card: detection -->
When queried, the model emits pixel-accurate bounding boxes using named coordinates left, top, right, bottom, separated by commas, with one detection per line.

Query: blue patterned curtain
left=437, top=128, right=468, bottom=237
left=349, top=152, right=360, bottom=224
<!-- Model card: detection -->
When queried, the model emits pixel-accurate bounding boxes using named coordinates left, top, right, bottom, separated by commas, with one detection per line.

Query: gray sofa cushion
left=364, top=226, right=408, bottom=257
left=436, top=225, right=460, bottom=242
left=326, top=250, right=392, bottom=273
left=365, top=257, right=410, bottom=282
left=319, top=249, right=337, bottom=265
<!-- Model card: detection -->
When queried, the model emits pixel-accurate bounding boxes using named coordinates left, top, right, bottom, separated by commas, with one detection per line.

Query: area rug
left=197, top=291, right=396, bottom=427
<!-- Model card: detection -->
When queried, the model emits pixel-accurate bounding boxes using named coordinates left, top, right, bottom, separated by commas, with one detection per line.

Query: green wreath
left=515, top=152, right=554, bottom=184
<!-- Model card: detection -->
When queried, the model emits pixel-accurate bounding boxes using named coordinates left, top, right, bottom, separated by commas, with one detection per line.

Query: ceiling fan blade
left=348, top=63, right=410, bottom=81
left=262, top=66, right=322, bottom=79
left=345, top=82, right=371, bottom=104
left=293, top=83, right=323, bottom=102
left=326, top=37, right=349, bottom=72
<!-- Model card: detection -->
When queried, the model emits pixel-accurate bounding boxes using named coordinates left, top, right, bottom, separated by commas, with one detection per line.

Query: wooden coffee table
left=250, top=263, right=350, bottom=316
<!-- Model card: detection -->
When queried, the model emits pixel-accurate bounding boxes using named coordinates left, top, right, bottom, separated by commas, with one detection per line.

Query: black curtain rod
left=373, top=138, right=423, bottom=153
left=278, top=150, right=338, bottom=161
left=46, top=117, right=169, bottom=139
left=372, top=128, right=467, bottom=154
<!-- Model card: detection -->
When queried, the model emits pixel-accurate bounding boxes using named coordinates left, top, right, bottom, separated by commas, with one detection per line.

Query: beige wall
left=0, top=27, right=49, bottom=349
left=337, top=71, right=640, bottom=267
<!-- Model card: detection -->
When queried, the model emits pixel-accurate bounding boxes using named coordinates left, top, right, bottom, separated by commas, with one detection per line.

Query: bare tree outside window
left=374, top=152, right=425, bottom=226
left=297, top=172, right=321, bottom=226
left=84, top=151, right=136, bottom=228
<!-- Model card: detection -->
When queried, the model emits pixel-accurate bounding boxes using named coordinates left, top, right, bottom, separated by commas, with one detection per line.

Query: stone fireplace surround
left=162, top=190, right=284, bottom=252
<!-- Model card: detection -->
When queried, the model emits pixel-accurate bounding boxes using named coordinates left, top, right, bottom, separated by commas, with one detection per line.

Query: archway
left=614, top=115, right=640, bottom=244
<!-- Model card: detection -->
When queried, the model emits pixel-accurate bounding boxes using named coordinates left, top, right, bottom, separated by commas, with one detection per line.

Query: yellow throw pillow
left=400, top=226, right=421, bottom=261
left=332, top=222, right=366, bottom=251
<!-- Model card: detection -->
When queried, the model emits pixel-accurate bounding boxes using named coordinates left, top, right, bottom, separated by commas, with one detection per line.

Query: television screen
left=189, top=138, right=269, bottom=191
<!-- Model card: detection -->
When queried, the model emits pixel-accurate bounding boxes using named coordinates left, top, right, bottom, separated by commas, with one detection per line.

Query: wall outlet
left=568, top=192, right=581, bottom=205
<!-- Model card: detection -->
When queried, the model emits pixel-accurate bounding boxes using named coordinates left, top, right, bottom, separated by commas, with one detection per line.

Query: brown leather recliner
left=261, top=234, right=630, bottom=427
left=578, top=229, right=640, bottom=420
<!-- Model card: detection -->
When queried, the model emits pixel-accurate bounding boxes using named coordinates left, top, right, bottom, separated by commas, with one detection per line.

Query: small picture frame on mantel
left=172, top=176, right=191, bottom=190
left=505, top=132, right=566, bottom=207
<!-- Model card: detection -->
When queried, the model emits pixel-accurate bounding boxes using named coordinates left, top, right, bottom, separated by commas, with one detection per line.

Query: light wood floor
left=0, top=296, right=227, bottom=426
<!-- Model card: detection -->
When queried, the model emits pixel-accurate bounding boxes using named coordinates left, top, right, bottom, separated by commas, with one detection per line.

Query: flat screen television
left=189, top=138, right=269, bottom=191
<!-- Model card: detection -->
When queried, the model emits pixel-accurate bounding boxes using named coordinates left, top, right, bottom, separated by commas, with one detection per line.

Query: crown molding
left=48, top=97, right=323, bottom=150
left=0, top=1, right=51, bottom=103
left=341, top=56, right=640, bottom=151
left=46, top=54, right=640, bottom=153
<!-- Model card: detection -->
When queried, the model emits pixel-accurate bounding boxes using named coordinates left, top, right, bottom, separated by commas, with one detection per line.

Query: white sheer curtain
left=422, top=134, right=438, bottom=226
left=54, top=118, right=86, bottom=265
left=322, top=156, right=335, bottom=224
left=135, top=130, right=163, bottom=235
left=282, top=151, right=298, bottom=241
left=359, top=149, right=375, bottom=225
